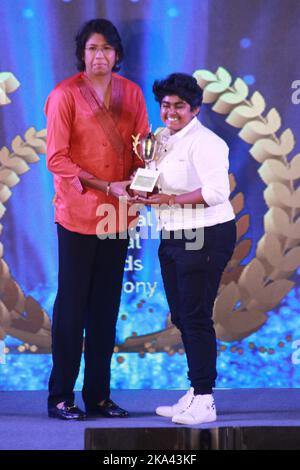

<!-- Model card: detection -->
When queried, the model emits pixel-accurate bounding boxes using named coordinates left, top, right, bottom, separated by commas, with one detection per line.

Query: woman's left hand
left=136, top=193, right=172, bottom=205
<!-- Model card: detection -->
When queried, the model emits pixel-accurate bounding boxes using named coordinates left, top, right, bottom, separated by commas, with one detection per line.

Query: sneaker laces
left=187, top=395, right=214, bottom=412
left=177, top=388, right=193, bottom=406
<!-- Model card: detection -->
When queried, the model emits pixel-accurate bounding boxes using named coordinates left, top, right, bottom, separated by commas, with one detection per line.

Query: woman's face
left=160, top=95, right=199, bottom=134
left=83, top=33, right=118, bottom=77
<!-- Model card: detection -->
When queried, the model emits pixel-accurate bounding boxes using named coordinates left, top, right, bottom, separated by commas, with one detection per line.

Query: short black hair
left=153, top=73, right=203, bottom=110
left=75, top=18, right=124, bottom=72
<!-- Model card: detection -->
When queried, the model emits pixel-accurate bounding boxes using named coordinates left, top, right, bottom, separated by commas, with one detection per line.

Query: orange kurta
left=45, top=72, right=148, bottom=234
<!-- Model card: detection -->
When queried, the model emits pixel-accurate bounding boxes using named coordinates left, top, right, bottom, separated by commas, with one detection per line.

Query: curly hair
left=75, top=18, right=124, bottom=72
left=153, top=73, right=203, bottom=110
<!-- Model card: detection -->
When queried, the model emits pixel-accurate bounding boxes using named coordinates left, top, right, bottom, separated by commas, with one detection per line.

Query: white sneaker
left=172, top=394, right=216, bottom=425
left=155, top=388, right=194, bottom=417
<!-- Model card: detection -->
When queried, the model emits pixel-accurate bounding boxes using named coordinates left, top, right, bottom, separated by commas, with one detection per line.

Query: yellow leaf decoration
left=240, top=108, right=282, bottom=143
left=226, top=91, right=266, bottom=128
left=258, top=155, right=300, bottom=184
left=250, top=128, right=295, bottom=163
left=213, top=78, right=249, bottom=114
left=0, top=72, right=20, bottom=105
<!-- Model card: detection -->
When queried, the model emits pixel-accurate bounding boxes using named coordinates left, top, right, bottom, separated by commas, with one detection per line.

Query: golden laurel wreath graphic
left=193, top=67, right=300, bottom=343
left=0, top=72, right=51, bottom=352
left=1, top=67, right=299, bottom=356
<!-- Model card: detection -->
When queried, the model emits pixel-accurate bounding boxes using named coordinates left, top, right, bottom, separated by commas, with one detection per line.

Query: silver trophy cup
left=130, top=132, right=160, bottom=192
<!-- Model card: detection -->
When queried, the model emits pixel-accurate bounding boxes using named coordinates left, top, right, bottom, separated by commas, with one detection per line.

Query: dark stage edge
left=1, top=389, right=300, bottom=450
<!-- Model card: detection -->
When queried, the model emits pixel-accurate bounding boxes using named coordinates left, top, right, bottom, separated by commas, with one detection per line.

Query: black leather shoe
left=86, top=399, right=129, bottom=417
left=48, top=402, right=86, bottom=420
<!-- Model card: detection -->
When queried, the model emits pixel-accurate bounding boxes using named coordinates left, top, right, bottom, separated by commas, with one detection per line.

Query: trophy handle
left=132, top=134, right=143, bottom=161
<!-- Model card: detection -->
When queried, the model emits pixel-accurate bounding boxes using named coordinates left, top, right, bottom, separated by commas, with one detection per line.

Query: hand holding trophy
left=130, top=131, right=160, bottom=194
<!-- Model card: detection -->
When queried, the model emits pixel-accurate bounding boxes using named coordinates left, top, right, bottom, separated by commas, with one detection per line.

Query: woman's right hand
left=109, top=180, right=132, bottom=199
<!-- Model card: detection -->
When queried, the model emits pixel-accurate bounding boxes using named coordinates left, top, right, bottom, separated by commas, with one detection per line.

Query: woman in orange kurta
left=45, top=18, right=148, bottom=420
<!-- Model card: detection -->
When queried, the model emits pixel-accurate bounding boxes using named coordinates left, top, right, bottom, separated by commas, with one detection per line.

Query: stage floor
left=1, top=389, right=300, bottom=450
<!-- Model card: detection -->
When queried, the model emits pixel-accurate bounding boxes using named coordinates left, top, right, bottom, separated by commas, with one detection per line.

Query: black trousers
left=159, top=219, right=236, bottom=395
left=48, top=224, right=128, bottom=408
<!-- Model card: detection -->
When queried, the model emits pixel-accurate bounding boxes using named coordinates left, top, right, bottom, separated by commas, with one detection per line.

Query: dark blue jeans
left=159, top=219, right=236, bottom=395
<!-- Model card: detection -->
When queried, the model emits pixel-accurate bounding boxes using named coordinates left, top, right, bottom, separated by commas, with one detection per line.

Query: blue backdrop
left=1, top=0, right=300, bottom=390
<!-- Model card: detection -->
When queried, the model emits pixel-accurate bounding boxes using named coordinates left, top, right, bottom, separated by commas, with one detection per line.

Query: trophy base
left=130, top=168, right=160, bottom=193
